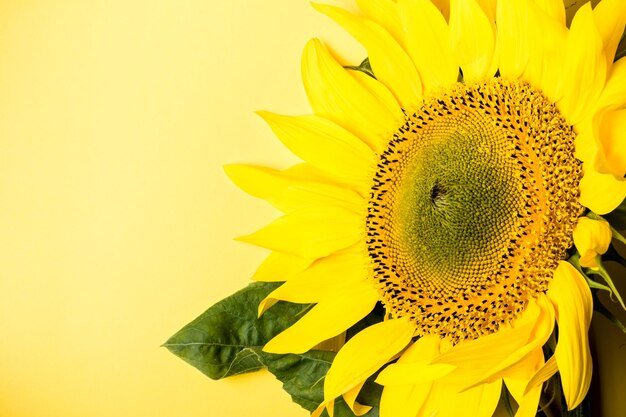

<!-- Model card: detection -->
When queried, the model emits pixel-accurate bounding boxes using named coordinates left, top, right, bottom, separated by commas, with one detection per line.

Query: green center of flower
left=366, top=79, right=584, bottom=343
left=396, top=116, right=522, bottom=289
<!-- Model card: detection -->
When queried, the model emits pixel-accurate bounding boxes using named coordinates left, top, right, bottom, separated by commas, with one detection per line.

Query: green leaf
left=165, top=281, right=384, bottom=416
left=163, top=282, right=312, bottom=379
left=345, top=57, right=375, bottom=79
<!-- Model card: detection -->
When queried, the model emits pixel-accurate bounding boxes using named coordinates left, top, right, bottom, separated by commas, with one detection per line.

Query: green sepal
left=584, top=263, right=626, bottom=310
left=570, top=253, right=626, bottom=310
left=345, top=57, right=375, bottom=79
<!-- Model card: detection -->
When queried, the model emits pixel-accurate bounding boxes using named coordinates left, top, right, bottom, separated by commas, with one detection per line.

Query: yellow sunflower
left=225, top=0, right=626, bottom=416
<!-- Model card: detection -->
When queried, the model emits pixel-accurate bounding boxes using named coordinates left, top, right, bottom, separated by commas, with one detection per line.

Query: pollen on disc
left=365, top=78, right=583, bottom=343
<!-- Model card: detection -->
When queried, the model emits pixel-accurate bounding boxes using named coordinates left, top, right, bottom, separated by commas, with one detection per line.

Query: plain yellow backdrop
left=0, top=1, right=359, bottom=416
left=1, top=1, right=625, bottom=417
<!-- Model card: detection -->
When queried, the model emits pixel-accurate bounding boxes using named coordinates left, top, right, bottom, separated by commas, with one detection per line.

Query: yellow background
left=0, top=1, right=624, bottom=417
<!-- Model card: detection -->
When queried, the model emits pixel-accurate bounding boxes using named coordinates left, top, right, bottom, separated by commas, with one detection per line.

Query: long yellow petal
left=348, top=69, right=403, bottom=120
left=593, top=0, right=626, bottom=69
left=224, top=164, right=291, bottom=201
left=258, top=247, right=369, bottom=314
left=376, top=334, right=455, bottom=386
left=398, top=0, right=458, bottom=90
left=495, top=0, right=531, bottom=79
left=524, top=354, right=558, bottom=394
left=521, top=1, right=567, bottom=101
left=558, top=3, right=606, bottom=126
left=505, top=376, right=542, bottom=417
left=532, top=0, right=565, bottom=25
left=225, top=163, right=365, bottom=213
left=236, top=206, right=362, bottom=259
left=598, top=109, right=626, bottom=177
left=257, top=112, right=374, bottom=186
left=547, top=261, right=593, bottom=410
left=302, top=38, right=403, bottom=152
left=277, top=182, right=365, bottom=214
left=321, top=318, right=415, bottom=415
left=380, top=382, right=432, bottom=417
left=594, top=57, right=626, bottom=112
left=433, top=300, right=542, bottom=370
left=252, top=251, right=313, bottom=282
left=356, top=0, right=404, bottom=47
left=449, top=0, right=495, bottom=81
left=460, top=296, right=555, bottom=389
left=263, top=285, right=379, bottom=354
left=573, top=217, right=612, bottom=269
left=312, top=3, right=422, bottom=108
left=438, top=381, right=501, bottom=417
left=579, top=163, right=626, bottom=215
left=342, top=381, right=372, bottom=416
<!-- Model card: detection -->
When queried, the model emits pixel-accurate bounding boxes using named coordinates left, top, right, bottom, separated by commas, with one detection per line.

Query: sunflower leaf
left=267, top=350, right=381, bottom=416
left=163, top=282, right=312, bottom=379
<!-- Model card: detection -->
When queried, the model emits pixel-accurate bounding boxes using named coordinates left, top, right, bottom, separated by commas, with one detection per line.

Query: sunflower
left=225, top=0, right=626, bottom=416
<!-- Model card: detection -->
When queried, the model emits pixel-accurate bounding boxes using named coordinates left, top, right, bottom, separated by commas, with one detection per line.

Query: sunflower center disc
left=366, top=79, right=583, bottom=343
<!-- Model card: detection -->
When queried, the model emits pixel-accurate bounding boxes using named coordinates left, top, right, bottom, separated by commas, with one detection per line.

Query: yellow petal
left=398, top=0, right=459, bottom=90
left=302, top=39, right=403, bottom=152
left=573, top=216, right=612, bottom=268
left=476, top=0, right=496, bottom=22
left=312, top=3, right=422, bottom=108
left=439, top=381, right=501, bottom=417
left=225, top=163, right=366, bottom=213
left=380, top=382, right=432, bottom=417
left=321, top=317, right=415, bottom=415
left=501, top=346, right=544, bottom=381
left=595, top=57, right=626, bottom=112
left=495, top=0, right=532, bottom=79
left=342, top=381, right=372, bottom=416
left=376, top=335, right=455, bottom=386
left=252, top=251, right=313, bottom=282
left=258, top=247, right=368, bottom=314
left=355, top=0, right=404, bottom=47
left=434, top=300, right=542, bottom=371
left=558, top=3, right=606, bottom=126
left=598, top=108, right=626, bottom=177
left=236, top=206, right=361, bottom=259
left=263, top=284, right=379, bottom=354
left=449, top=0, right=495, bottom=81
left=580, top=163, right=626, bottom=215
left=521, top=2, right=567, bottom=101
left=593, top=0, right=626, bottom=68
left=547, top=261, right=593, bottom=410
left=461, top=296, right=555, bottom=388
left=532, top=0, right=565, bottom=25
left=348, top=69, right=403, bottom=120
left=257, top=112, right=374, bottom=186
left=524, top=354, right=558, bottom=394
left=431, top=0, right=450, bottom=20
left=277, top=182, right=365, bottom=214
left=574, top=115, right=602, bottom=165
left=505, top=376, right=543, bottom=417
left=224, top=164, right=291, bottom=201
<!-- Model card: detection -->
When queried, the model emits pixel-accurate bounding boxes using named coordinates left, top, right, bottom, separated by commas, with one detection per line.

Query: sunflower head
left=171, top=1, right=626, bottom=417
